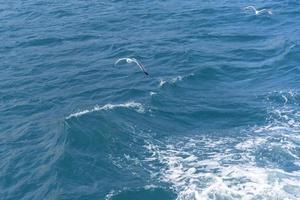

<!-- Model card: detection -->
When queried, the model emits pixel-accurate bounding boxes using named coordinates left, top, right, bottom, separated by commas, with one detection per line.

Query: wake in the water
left=144, top=134, right=300, bottom=199
left=140, top=90, right=300, bottom=200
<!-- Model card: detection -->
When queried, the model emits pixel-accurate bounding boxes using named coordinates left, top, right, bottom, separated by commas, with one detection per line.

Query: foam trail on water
left=144, top=90, right=300, bottom=200
left=94, top=91, right=300, bottom=200
left=145, top=135, right=300, bottom=200
left=66, top=101, right=145, bottom=119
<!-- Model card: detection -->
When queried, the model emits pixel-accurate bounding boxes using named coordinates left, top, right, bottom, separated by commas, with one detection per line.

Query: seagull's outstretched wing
left=132, top=58, right=149, bottom=75
left=114, top=58, right=128, bottom=66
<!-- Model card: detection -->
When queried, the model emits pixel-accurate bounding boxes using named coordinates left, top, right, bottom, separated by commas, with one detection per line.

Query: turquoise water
left=1, top=1, right=300, bottom=199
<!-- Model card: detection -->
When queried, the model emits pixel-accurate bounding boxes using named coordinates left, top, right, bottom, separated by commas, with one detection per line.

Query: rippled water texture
left=1, top=0, right=300, bottom=199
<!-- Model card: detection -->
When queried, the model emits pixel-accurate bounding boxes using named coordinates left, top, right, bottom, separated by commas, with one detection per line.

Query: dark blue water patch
left=57, top=112, right=154, bottom=199
left=0, top=121, right=64, bottom=200
left=18, top=38, right=64, bottom=48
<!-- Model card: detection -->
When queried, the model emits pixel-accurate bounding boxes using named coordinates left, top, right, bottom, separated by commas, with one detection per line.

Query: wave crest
left=66, top=101, right=145, bottom=119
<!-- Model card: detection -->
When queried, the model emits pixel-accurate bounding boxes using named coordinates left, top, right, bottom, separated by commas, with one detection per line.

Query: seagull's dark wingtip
left=144, top=72, right=149, bottom=75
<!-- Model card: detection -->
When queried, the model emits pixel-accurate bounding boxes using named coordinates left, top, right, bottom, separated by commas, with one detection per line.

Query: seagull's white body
left=244, top=6, right=272, bottom=15
left=115, top=58, right=149, bottom=75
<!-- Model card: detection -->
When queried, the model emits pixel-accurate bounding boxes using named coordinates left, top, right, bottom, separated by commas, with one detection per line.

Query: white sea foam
left=66, top=101, right=145, bottom=119
left=105, top=190, right=117, bottom=200
left=144, top=135, right=300, bottom=200
left=145, top=97, right=300, bottom=199
left=266, top=90, right=298, bottom=105
left=257, top=94, right=300, bottom=134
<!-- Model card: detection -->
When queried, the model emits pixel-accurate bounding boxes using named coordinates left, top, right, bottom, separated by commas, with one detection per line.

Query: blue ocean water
left=1, top=0, right=300, bottom=199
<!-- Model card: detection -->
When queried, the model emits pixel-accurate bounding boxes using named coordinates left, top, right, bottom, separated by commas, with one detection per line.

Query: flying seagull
left=115, top=58, right=149, bottom=75
left=244, top=6, right=272, bottom=15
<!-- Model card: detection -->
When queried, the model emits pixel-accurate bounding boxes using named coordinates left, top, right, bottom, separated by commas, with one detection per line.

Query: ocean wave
left=260, top=43, right=296, bottom=67
left=66, top=101, right=145, bottom=119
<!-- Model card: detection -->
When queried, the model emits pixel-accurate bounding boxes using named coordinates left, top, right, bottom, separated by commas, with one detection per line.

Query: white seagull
left=114, top=58, right=149, bottom=75
left=244, top=6, right=272, bottom=15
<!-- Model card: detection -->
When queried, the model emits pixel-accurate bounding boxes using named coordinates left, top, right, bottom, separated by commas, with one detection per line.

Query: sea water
left=1, top=1, right=300, bottom=199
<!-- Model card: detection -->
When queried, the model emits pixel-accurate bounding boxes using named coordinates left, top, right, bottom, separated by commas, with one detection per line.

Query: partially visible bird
left=114, top=58, right=149, bottom=75
left=244, top=6, right=272, bottom=15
